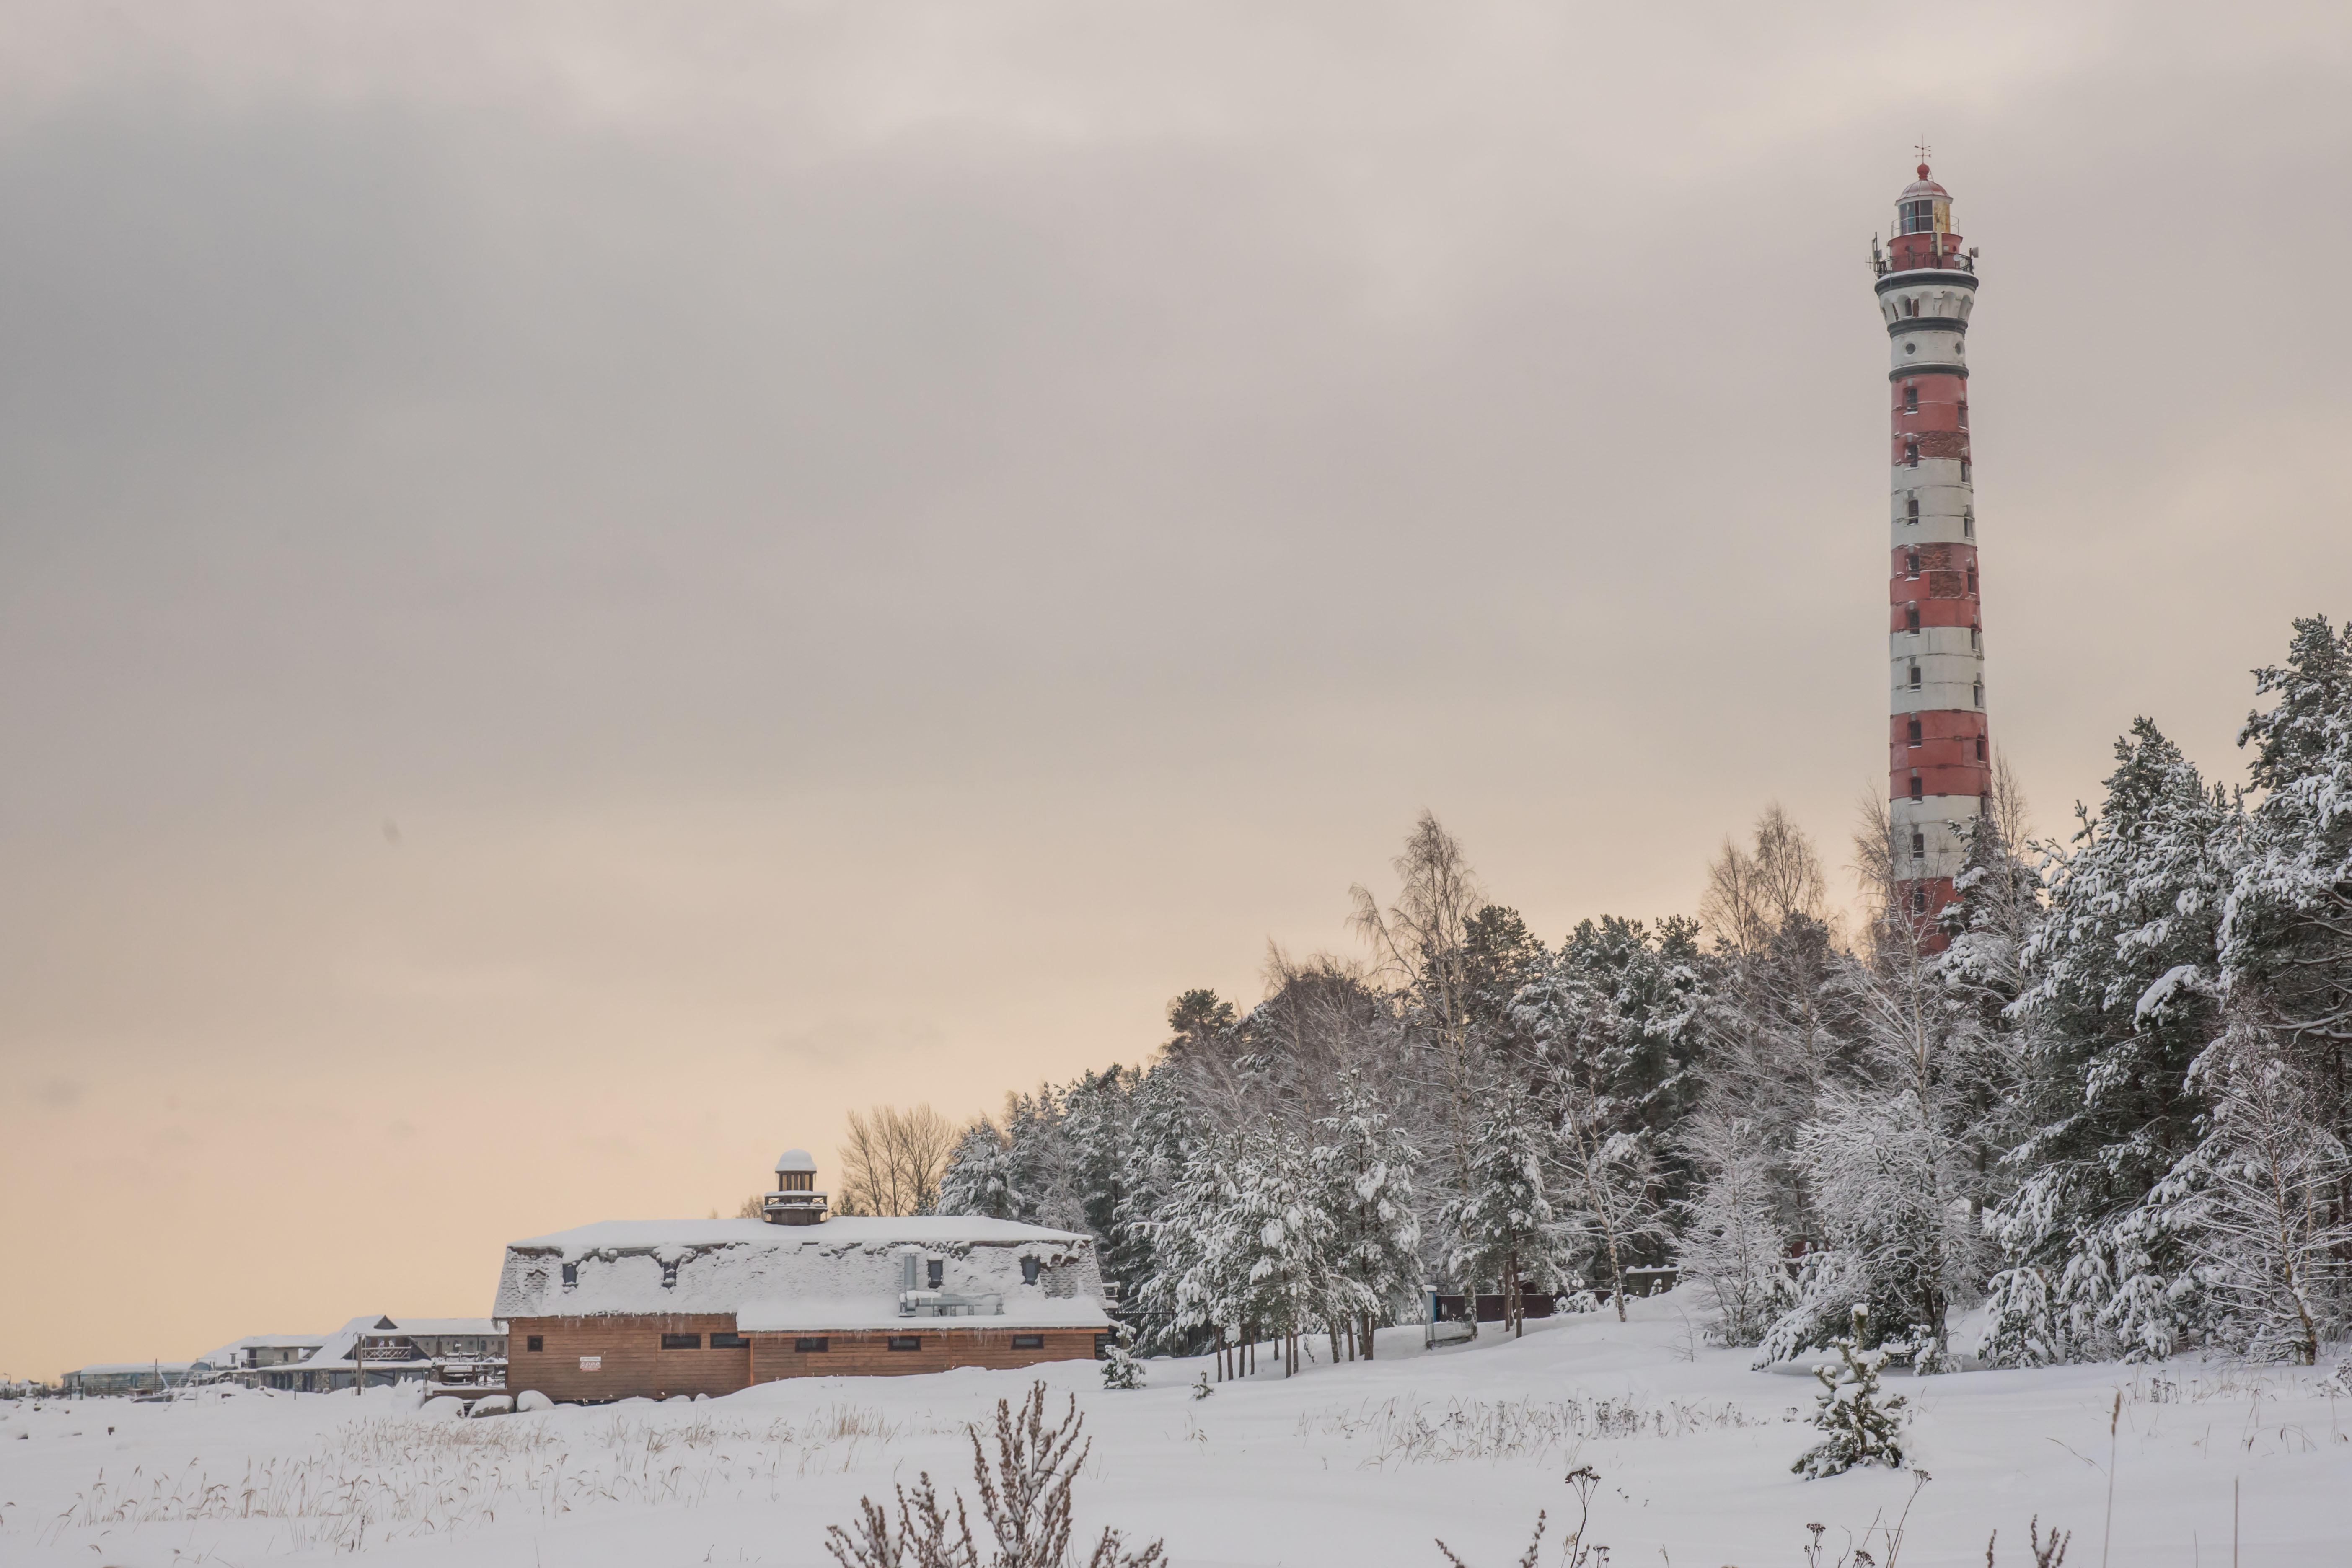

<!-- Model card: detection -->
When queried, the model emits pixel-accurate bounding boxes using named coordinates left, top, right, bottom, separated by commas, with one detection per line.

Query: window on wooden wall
left=660, top=1333, right=701, bottom=1350
left=795, top=1338, right=829, bottom=1353
left=887, top=1336, right=921, bottom=1352
left=1012, top=1335, right=1045, bottom=1350
left=526, top=1336, right=543, bottom=1352
left=711, top=1332, right=748, bottom=1349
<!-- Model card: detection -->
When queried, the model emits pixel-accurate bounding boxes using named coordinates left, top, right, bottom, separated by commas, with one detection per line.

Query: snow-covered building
left=230, top=1317, right=506, bottom=1392
left=62, top=1361, right=215, bottom=1396
left=200, top=1333, right=329, bottom=1380
left=498, top=1150, right=1112, bottom=1402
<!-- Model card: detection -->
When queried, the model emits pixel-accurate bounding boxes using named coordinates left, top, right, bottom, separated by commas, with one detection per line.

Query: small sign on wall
left=579, top=1356, right=602, bottom=1371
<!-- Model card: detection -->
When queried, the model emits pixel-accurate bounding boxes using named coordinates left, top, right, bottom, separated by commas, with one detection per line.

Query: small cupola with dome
left=763, top=1149, right=828, bottom=1226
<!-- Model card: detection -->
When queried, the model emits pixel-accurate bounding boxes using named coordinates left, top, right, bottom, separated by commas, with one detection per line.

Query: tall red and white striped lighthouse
left=1875, top=162, right=1986, bottom=931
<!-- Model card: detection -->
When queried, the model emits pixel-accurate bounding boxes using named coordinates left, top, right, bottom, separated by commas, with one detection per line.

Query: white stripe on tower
left=1875, top=161, right=1987, bottom=941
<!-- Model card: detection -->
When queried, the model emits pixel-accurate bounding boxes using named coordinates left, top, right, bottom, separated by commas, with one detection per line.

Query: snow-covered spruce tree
left=1098, top=1322, right=1145, bottom=1389
left=1006, top=1086, right=1090, bottom=1233
left=2163, top=1015, right=2352, bottom=1363
left=1060, top=1067, right=1137, bottom=1249
left=1157, top=1131, right=1248, bottom=1374
left=1111, top=1065, right=1196, bottom=1351
left=1791, top=1309, right=1909, bottom=1479
left=1444, top=1083, right=1581, bottom=1336
left=1675, top=1110, right=1792, bottom=1345
left=937, top=1120, right=1023, bottom=1221
left=1313, top=1068, right=1423, bottom=1360
left=1981, top=720, right=2238, bottom=1364
left=1227, top=1130, right=1335, bottom=1377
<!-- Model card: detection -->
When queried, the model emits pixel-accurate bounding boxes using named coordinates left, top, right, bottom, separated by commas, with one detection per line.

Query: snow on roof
left=497, top=1215, right=1104, bottom=1322
left=774, top=1149, right=818, bottom=1172
left=373, top=1318, right=504, bottom=1336
left=197, top=1333, right=329, bottom=1366
left=509, top=1216, right=1086, bottom=1250
left=75, top=1362, right=205, bottom=1376
left=736, top=1296, right=1108, bottom=1333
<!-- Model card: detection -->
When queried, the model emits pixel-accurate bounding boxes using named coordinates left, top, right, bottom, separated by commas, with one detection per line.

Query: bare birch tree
left=840, top=1104, right=961, bottom=1216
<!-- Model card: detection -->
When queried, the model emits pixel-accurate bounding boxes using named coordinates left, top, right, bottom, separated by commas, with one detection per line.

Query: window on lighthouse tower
left=1905, top=495, right=1920, bottom=523
left=1905, top=440, right=1920, bottom=466
left=1905, top=546, right=1920, bottom=576
left=1911, top=829, right=1926, bottom=860
left=1906, top=604, right=1920, bottom=633
left=1904, top=384, right=1919, bottom=413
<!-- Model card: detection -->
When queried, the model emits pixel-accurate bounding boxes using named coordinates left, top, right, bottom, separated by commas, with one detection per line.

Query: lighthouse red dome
left=1902, top=165, right=1951, bottom=201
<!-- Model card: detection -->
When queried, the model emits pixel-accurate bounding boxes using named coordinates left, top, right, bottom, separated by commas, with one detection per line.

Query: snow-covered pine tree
left=1982, top=720, right=2238, bottom=1364
left=1675, top=1110, right=1792, bottom=1345
left=1312, top=1068, right=1423, bottom=1359
left=1444, top=1083, right=1581, bottom=1336
left=1792, top=1308, right=1909, bottom=1479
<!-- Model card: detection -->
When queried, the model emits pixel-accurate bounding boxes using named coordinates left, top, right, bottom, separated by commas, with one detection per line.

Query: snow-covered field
left=7, top=1294, right=2348, bottom=1567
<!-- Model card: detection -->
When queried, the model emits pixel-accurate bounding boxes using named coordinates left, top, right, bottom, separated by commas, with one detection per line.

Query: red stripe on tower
left=1874, top=162, right=1985, bottom=944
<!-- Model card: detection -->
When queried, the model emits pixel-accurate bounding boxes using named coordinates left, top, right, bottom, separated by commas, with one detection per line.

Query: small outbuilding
left=498, top=1149, right=1110, bottom=1402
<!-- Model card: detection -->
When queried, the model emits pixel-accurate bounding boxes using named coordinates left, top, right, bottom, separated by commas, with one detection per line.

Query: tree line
left=893, top=614, right=2352, bottom=1370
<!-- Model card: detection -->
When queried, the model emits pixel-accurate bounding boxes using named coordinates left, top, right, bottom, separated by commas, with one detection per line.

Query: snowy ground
left=5, top=1292, right=2349, bottom=1567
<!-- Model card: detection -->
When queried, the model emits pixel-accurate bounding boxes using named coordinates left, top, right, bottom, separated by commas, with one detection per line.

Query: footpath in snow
left=5, top=1292, right=2348, bottom=1567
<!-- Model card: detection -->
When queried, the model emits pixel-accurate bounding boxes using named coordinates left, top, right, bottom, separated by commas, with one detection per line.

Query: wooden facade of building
left=506, top=1314, right=1103, bottom=1402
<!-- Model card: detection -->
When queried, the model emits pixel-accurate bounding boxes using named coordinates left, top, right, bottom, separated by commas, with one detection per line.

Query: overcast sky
left=3, top=1, right=2348, bottom=1379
